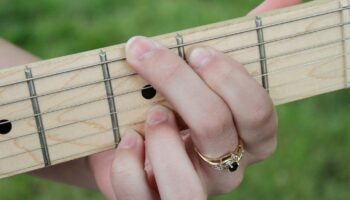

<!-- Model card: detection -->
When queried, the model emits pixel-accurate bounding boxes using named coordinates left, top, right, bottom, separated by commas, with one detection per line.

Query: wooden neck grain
left=0, top=0, right=348, bottom=179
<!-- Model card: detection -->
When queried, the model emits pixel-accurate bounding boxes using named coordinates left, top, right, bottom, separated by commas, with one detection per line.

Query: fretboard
left=0, top=0, right=349, bottom=179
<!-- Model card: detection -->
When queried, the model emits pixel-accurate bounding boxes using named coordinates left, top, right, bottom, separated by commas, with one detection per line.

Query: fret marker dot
left=0, top=119, right=12, bottom=135
left=142, top=85, right=156, bottom=100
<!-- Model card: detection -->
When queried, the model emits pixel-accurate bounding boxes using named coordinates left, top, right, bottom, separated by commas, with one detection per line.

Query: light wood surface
left=0, top=0, right=348, bottom=179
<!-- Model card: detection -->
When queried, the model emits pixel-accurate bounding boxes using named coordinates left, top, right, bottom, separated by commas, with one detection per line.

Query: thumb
left=248, top=0, right=302, bottom=15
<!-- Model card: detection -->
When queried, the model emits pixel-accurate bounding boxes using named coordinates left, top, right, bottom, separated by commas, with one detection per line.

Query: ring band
left=195, top=139, right=244, bottom=172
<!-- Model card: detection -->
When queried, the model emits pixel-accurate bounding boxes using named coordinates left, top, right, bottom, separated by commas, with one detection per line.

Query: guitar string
left=0, top=50, right=349, bottom=128
left=0, top=143, right=117, bottom=177
left=223, top=21, right=350, bottom=54
left=270, top=80, right=344, bottom=102
left=0, top=11, right=348, bottom=108
left=168, top=5, right=350, bottom=49
left=0, top=60, right=347, bottom=146
left=0, top=71, right=137, bottom=107
left=0, top=128, right=118, bottom=160
left=0, top=5, right=348, bottom=88
left=0, top=18, right=346, bottom=90
left=0, top=118, right=147, bottom=160
left=0, top=85, right=156, bottom=130
left=255, top=52, right=346, bottom=79
left=0, top=79, right=345, bottom=171
left=0, top=65, right=343, bottom=160
left=267, top=60, right=345, bottom=90
left=1, top=4, right=350, bottom=177
left=0, top=28, right=349, bottom=109
left=245, top=36, right=346, bottom=67
left=0, top=98, right=164, bottom=143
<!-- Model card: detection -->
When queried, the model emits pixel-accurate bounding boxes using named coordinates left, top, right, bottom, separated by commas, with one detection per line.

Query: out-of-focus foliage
left=0, top=0, right=349, bottom=199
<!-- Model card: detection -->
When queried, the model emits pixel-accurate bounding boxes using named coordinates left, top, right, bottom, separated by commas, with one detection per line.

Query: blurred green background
left=0, top=0, right=349, bottom=199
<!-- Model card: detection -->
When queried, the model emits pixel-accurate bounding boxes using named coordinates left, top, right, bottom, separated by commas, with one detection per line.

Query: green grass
left=0, top=0, right=349, bottom=199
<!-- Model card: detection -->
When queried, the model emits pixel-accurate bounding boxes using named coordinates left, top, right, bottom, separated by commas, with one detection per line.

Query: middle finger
left=125, top=36, right=238, bottom=158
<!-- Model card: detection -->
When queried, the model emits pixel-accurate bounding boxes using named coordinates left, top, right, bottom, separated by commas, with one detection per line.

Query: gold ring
left=195, top=140, right=244, bottom=172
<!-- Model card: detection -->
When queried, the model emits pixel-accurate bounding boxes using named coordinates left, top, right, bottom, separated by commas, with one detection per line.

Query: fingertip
left=187, top=46, right=246, bottom=76
left=146, top=105, right=173, bottom=127
left=117, top=129, right=143, bottom=150
left=144, top=105, right=180, bottom=144
left=188, top=47, right=213, bottom=69
left=146, top=105, right=169, bottom=126
left=125, top=36, right=142, bottom=50
left=125, top=36, right=162, bottom=62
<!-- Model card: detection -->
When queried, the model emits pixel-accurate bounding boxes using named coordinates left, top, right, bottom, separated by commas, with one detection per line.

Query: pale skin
left=0, top=0, right=301, bottom=199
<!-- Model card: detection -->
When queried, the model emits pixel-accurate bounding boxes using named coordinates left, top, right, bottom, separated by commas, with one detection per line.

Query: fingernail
left=126, top=36, right=159, bottom=60
left=189, top=47, right=211, bottom=68
left=146, top=106, right=168, bottom=126
left=118, top=130, right=139, bottom=149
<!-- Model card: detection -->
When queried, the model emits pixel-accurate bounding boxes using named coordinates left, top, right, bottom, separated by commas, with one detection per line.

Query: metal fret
left=99, top=51, right=121, bottom=146
left=255, top=16, right=269, bottom=92
left=24, top=67, right=51, bottom=166
left=341, top=0, right=350, bottom=88
left=176, top=33, right=186, bottom=60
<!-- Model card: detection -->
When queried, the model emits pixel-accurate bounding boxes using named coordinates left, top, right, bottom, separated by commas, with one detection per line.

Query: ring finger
left=187, top=46, right=277, bottom=162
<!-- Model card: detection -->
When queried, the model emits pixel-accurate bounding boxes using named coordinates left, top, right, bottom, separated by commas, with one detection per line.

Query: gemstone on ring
left=228, top=162, right=239, bottom=172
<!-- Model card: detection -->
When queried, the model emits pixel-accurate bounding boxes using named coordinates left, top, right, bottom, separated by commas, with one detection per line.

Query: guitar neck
left=0, top=0, right=349, bottom=179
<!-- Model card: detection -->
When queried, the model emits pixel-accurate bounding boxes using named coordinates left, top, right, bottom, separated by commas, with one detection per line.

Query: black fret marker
left=142, top=85, right=156, bottom=100
left=0, top=119, right=12, bottom=135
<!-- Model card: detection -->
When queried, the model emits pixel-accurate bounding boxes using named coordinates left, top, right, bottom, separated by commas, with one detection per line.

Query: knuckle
left=254, top=138, right=277, bottom=161
left=212, top=173, right=244, bottom=195
left=197, top=104, right=232, bottom=138
left=227, top=174, right=244, bottom=192
left=247, top=99, right=275, bottom=129
left=200, top=120, right=224, bottom=139
left=262, top=115, right=278, bottom=139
